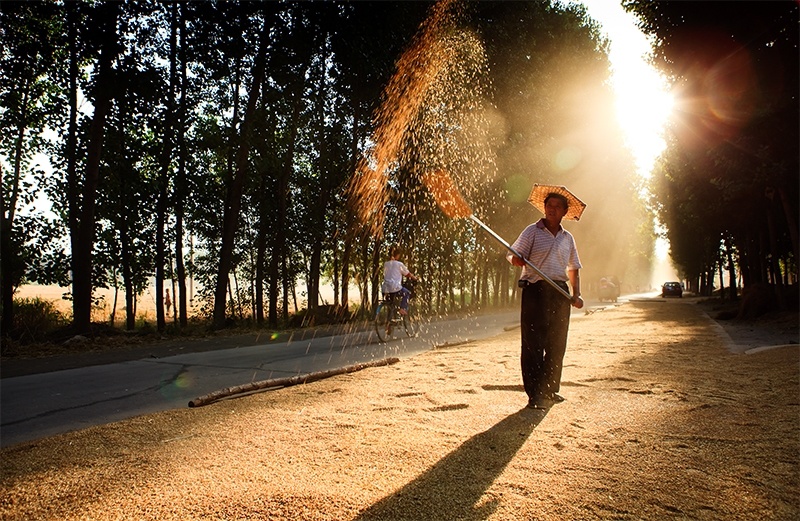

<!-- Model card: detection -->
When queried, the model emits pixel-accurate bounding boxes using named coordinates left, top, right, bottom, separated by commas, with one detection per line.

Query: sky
left=577, top=0, right=672, bottom=177
left=576, top=0, right=675, bottom=272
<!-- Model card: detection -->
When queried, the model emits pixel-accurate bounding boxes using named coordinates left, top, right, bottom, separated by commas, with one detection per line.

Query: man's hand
left=571, top=296, right=584, bottom=309
left=511, top=256, right=525, bottom=267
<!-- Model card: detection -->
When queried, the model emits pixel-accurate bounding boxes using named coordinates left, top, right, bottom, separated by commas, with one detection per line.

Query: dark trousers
left=520, top=280, right=571, bottom=399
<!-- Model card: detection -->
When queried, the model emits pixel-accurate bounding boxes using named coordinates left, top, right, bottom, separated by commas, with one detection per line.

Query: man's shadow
left=353, top=407, right=547, bottom=520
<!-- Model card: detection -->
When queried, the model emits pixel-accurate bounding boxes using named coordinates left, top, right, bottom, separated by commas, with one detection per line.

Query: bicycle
left=374, top=278, right=418, bottom=343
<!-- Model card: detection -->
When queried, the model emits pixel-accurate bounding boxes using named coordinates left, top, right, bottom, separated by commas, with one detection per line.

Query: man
left=507, top=192, right=584, bottom=409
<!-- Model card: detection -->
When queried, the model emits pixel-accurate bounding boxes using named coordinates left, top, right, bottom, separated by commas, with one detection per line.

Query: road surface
left=2, top=310, right=528, bottom=447
left=0, top=295, right=631, bottom=449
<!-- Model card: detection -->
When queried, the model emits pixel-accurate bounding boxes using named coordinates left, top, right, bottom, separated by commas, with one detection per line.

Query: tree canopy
left=625, top=0, right=798, bottom=303
left=2, top=0, right=656, bottom=341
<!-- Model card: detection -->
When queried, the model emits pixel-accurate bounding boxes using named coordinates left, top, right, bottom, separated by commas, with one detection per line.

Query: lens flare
left=553, top=146, right=582, bottom=172
left=174, top=373, right=191, bottom=389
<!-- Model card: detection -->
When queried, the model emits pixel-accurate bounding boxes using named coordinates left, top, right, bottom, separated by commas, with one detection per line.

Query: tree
left=0, top=1, right=64, bottom=344
left=153, top=1, right=179, bottom=332
left=67, top=1, right=122, bottom=334
left=469, top=1, right=642, bottom=295
left=626, top=0, right=799, bottom=304
left=5, top=0, right=645, bottom=336
left=211, top=7, right=273, bottom=329
left=173, top=1, right=190, bottom=328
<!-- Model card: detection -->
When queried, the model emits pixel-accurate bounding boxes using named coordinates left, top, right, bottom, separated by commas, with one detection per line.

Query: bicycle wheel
left=402, top=304, right=418, bottom=338
left=374, top=302, right=394, bottom=343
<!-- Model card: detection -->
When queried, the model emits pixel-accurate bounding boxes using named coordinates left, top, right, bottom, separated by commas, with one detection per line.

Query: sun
left=613, top=67, right=674, bottom=177
left=577, top=0, right=674, bottom=177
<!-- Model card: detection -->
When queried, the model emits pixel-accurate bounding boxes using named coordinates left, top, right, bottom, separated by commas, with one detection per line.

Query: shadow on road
left=353, top=408, right=547, bottom=520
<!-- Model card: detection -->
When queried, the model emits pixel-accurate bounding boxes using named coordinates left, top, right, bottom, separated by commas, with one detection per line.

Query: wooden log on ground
left=188, top=357, right=400, bottom=407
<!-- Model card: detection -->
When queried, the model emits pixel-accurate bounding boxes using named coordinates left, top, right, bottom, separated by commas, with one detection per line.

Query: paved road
left=0, top=292, right=636, bottom=450
left=2, top=311, right=527, bottom=448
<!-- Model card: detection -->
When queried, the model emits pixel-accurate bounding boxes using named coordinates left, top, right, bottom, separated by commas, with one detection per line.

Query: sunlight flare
left=578, top=0, right=674, bottom=177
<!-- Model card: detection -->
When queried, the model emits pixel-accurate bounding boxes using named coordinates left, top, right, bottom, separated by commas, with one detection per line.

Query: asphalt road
left=1, top=310, right=530, bottom=448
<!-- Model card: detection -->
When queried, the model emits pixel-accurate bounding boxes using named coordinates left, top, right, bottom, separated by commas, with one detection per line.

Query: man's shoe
left=526, top=397, right=550, bottom=409
left=547, top=393, right=565, bottom=403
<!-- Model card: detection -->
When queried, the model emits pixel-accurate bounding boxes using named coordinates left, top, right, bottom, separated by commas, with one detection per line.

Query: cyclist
left=381, top=245, right=418, bottom=315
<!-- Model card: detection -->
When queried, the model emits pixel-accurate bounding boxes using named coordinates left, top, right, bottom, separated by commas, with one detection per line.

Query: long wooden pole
left=469, top=215, right=573, bottom=301
left=188, top=357, right=400, bottom=407
left=421, top=169, right=573, bottom=301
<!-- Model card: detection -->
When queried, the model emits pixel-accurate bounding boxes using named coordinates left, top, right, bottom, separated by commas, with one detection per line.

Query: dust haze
left=349, top=0, right=662, bottom=298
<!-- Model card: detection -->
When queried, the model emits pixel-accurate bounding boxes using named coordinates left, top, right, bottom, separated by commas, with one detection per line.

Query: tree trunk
left=255, top=240, right=266, bottom=325
left=778, top=187, right=799, bottom=280
left=232, top=268, right=243, bottom=320
left=309, top=244, right=322, bottom=311
left=121, top=231, right=135, bottom=330
left=274, top=63, right=308, bottom=325
left=0, top=81, right=29, bottom=343
left=370, top=239, right=381, bottom=313
left=758, top=230, right=769, bottom=284
left=255, top=173, right=269, bottom=325
left=110, top=281, right=118, bottom=327
left=306, top=167, right=327, bottom=313
left=358, top=237, right=369, bottom=314
left=332, top=243, right=340, bottom=307
left=765, top=203, right=785, bottom=308
left=340, top=96, right=363, bottom=313
left=725, top=236, right=737, bottom=301
left=212, top=19, right=269, bottom=329
left=268, top=245, right=279, bottom=327
left=0, top=206, right=13, bottom=348
left=459, top=250, right=466, bottom=309
left=480, top=253, right=489, bottom=308
left=116, top=107, right=135, bottom=331
left=155, top=1, right=179, bottom=332
left=341, top=230, right=353, bottom=311
left=173, top=2, right=188, bottom=328
left=71, top=2, right=119, bottom=334
left=281, top=255, right=290, bottom=320
left=736, top=235, right=749, bottom=288
left=64, top=1, right=80, bottom=326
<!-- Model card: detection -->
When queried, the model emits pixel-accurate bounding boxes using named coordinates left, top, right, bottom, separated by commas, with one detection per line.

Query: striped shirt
left=507, top=219, right=582, bottom=282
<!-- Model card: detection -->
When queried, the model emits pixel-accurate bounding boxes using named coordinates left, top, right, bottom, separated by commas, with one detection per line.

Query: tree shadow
left=353, top=407, right=547, bottom=521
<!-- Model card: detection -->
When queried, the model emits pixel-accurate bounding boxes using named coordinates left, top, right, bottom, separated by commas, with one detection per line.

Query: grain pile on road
left=1, top=299, right=798, bottom=520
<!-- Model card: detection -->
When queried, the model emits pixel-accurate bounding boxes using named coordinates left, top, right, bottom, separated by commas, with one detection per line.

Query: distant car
left=662, top=282, right=683, bottom=298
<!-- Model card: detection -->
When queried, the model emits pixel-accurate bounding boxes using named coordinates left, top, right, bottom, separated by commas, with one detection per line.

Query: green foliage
left=10, top=297, right=68, bottom=344
left=470, top=1, right=642, bottom=287
left=6, top=1, right=651, bottom=333
left=1, top=2, right=69, bottom=302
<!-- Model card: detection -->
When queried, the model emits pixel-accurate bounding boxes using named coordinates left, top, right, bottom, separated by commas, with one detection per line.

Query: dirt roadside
left=1, top=298, right=798, bottom=520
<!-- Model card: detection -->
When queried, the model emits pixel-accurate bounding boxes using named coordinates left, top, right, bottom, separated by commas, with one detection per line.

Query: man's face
left=544, top=197, right=568, bottom=221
